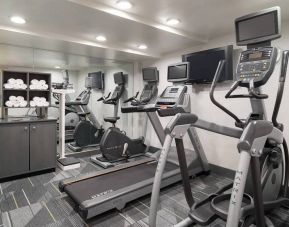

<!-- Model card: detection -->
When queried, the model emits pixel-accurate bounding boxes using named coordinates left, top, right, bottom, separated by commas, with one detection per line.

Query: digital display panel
left=249, top=52, right=263, bottom=59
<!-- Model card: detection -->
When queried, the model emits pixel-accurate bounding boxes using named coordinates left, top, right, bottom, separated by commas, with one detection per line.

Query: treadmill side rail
left=59, top=157, right=155, bottom=191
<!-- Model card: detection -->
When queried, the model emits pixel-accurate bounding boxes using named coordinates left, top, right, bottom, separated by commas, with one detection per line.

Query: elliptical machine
left=67, top=76, right=104, bottom=152
left=149, top=6, right=289, bottom=227
left=91, top=68, right=159, bottom=168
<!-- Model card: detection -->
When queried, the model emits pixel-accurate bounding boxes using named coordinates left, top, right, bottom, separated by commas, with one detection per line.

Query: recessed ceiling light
left=55, top=66, right=61, bottom=69
left=96, top=35, right=107, bottom=42
left=166, top=18, right=180, bottom=26
left=116, top=0, right=132, bottom=10
left=138, top=44, right=147, bottom=50
left=10, top=16, right=26, bottom=24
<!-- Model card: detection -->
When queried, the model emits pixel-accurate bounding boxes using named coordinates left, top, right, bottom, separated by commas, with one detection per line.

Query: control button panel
left=236, top=47, right=277, bottom=87
left=156, top=85, right=187, bottom=107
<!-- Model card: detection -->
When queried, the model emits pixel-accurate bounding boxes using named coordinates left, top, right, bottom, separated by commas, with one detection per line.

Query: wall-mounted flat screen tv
left=87, top=71, right=104, bottom=90
left=182, top=45, right=233, bottom=84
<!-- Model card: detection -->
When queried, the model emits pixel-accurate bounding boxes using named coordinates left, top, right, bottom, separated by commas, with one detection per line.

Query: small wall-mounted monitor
left=235, top=6, right=281, bottom=46
left=114, top=72, right=125, bottom=85
left=167, top=62, right=189, bottom=82
left=87, top=71, right=104, bottom=90
left=142, top=67, right=159, bottom=82
left=182, top=45, right=233, bottom=84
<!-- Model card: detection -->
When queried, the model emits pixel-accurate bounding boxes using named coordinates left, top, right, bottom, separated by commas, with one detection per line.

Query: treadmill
left=59, top=63, right=210, bottom=219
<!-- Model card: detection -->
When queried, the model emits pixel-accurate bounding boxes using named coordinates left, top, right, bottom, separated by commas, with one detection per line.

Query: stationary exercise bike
left=67, top=77, right=104, bottom=152
left=91, top=68, right=159, bottom=168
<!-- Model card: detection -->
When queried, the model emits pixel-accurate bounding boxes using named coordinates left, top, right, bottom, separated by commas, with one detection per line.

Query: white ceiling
left=0, top=44, right=127, bottom=70
left=91, top=0, right=289, bottom=37
left=0, top=0, right=288, bottom=67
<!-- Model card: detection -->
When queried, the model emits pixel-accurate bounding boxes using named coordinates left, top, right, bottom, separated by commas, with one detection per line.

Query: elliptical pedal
left=189, top=195, right=218, bottom=225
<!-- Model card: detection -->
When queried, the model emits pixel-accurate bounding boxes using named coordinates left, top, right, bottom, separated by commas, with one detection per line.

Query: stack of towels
left=4, top=78, right=27, bottom=89
left=29, top=79, right=49, bottom=90
left=5, top=96, right=28, bottom=107
left=30, top=97, right=49, bottom=107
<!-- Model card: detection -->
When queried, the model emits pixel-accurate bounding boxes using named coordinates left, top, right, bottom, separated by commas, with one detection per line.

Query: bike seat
left=104, top=117, right=120, bottom=124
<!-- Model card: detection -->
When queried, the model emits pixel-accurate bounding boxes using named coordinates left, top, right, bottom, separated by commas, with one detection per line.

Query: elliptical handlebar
left=210, top=60, right=243, bottom=128
left=272, top=50, right=289, bottom=131
left=224, top=77, right=268, bottom=100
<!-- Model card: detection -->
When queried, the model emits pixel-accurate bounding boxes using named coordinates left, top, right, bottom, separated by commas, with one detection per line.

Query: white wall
left=76, top=63, right=134, bottom=135
left=138, top=28, right=289, bottom=170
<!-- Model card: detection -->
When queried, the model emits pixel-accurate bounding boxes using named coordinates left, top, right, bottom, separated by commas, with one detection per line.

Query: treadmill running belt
left=64, top=162, right=177, bottom=205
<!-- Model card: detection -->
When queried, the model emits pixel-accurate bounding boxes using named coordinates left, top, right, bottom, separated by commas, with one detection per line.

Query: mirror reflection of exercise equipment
left=91, top=68, right=159, bottom=168
left=67, top=72, right=105, bottom=152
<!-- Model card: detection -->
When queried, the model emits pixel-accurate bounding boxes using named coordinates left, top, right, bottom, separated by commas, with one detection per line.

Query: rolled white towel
left=14, top=84, right=21, bottom=89
left=9, top=96, right=17, bottom=101
left=13, top=102, right=20, bottom=107
left=29, top=84, right=36, bottom=90
left=30, top=101, right=36, bottom=107
left=42, top=84, right=49, bottom=90
left=5, top=101, right=13, bottom=107
left=33, top=96, right=40, bottom=102
left=43, top=101, right=49, bottom=107
left=4, top=83, right=13, bottom=89
left=39, top=80, right=46, bottom=85
left=31, top=79, right=39, bottom=85
left=39, top=97, right=46, bottom=102
left=8, top=78, right=16, bottom=84
left=15, top=79, right=24, bottom=85
left=19, top=100, right=27, bottom=107
left=16, top=96, right=24, bottom=101
left=20, top=84, right=27, bottom=89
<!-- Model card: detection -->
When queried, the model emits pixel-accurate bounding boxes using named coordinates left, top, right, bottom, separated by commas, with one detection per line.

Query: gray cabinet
left=0, top=124, right=30, bottom=178
left=0, top=119, right=57, bottom=179
left=30, top=122, right=57, bottom=171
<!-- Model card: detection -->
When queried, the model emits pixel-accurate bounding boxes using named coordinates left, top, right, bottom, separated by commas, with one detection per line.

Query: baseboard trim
left=209, top=164, right=235, bottom=179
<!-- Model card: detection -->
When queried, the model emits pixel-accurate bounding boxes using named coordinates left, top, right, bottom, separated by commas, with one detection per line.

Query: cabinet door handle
left=32, top=126, right=36, bottom=130
left=24, top=127, right=28, bottom=131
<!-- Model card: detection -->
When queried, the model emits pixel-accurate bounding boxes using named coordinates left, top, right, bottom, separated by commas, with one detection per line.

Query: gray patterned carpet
left=1, top=156, right=289, bottom=227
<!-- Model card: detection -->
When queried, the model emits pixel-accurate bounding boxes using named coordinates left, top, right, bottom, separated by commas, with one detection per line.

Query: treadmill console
left=156, top=85, right=187, bottom=107
left=236, top=47, right=278, bottom=87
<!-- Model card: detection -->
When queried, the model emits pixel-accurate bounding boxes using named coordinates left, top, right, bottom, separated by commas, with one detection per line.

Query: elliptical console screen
left=167, top=63, right=189, bottom=82
left=235, top=7, right=280, bottom=45
left=249, top=52, right=263, bottom=59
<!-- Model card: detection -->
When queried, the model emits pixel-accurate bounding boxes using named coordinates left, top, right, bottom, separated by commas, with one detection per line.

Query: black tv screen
left=182, top=45, right=233, bottom=84
left=142, top=67, right=158, bottom=81
left=87, top=71, right=104, bottom=90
